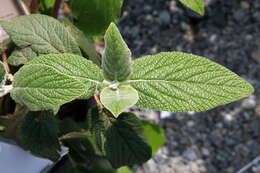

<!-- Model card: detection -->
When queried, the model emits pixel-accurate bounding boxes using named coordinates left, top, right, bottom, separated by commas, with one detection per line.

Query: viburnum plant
left=0, top=1, right=254, bottom=172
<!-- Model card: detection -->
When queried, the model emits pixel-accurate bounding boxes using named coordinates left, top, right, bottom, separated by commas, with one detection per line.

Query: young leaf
left=179, top=0, right=205, bottom=15
left=100, top=86, right=139, bottom=118
left=64, top=18, right=101, bottom=66
left=91, top=109, right=152, bottom=168
left=128, top=52, right=254, bottom=112
left=20, top=111, right=61, bottom=161
left=142, top=120, right=165, bottom=155
left=11, top=54, right=103, bottom=111
left=102, top=23, right=132, bottom=82
left=8, top=47, right=37, bottom=66
left=0, top=61, right=7, bottom=86
left=0, top=14, right=81, bottom=55
left=71, top=0, right=124, bottom=42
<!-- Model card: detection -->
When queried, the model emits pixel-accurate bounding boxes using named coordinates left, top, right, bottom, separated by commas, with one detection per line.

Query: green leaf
left=0, top=125, right=5, bottom=131
left=105, top=112, right=152, bottom=168
left=20, top=111, right=61, bottom=161
left=117, top=166, right=133, bottom=173
left=39, top=0, right=55, bottom=15
left=142, top=120, right=165, bottom=155
left=89, top=107, right=110, bottom=155
left=0, top=108, right=28, bottom=144
left=0, top=61, right=7, bottom=86
left=61, top=132, right=96, bottom=164
left=64, top=18, right=101, bottom=66
left=11, top=54, right=103, bottom=111
left=102, top=23, right=132, bottom=82
left=71, top=0, right=124, bottom=42
left=8, top=47, right=37, bottom=66
left=100, top=86, right=139, bottom=118
left=59, top=118, right=80, bottom=136
left=0, top=14, right=81, bottom=55
left=91, top=110, right=152, bottom=168
left=179, top=0, right=205, bottom=15
left=127, top=52, right=254, bottom=112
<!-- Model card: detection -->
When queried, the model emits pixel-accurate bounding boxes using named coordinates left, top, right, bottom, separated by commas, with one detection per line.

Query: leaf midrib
left=26, top=63, right=101, bottom=84
left=125, top=79, right=249, bottom=89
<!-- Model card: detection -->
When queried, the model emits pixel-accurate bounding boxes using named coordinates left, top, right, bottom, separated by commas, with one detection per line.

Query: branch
left=2, top=51, right=10, bottom=73
left=94, top=92, right=104, bottom=109
left=30, top=0, right=40, bottom=13
left=94, top=92, right=113, bottom=124
left=1, top=51, right=13, bottom=82
left=51, top=0, right=62, bottom=18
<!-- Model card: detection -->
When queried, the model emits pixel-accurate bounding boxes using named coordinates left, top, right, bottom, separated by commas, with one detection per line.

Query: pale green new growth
left=102, top=23, right=132, bottom=82
left=0, top=61, right=7, bottom=86
left=0, top=14, right=81, bottom=56
left=179, top=0, right=205, bottom=15
left=100, top=86, right=139, bottom=117
left=11, top=54, right=103, bottom=111
left=127, top=52, right=254, bottom=112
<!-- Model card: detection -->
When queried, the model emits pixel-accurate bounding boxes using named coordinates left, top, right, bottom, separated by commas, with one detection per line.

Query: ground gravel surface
left=118, top=0, right=260, bottom=172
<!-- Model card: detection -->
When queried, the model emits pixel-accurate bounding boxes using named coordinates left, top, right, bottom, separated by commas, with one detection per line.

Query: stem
left=94, top=93, right=112, bottom=124
left=94, top=93, right=104, bottom=109
left=51, top=0, right=62, bottom=18
left=30, top=0, right=39, bottom=13
left=2, top=51, right=10, bottom=73
left=1, top=51, right=14, bottom=82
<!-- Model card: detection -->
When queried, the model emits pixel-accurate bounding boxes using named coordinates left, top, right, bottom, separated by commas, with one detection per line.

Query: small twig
left=94, top=92, right=113, bottom=124
left=51, top=0, right=62, bottom=18
left=59, top=131, right=89, bottom=141
left=30, top=0, right=40, bottom=13
left=94, top=92, right=104, bottom=109
left=1, top=51, right=13, bottom=82
left=2, top=51, right=10, bottom=73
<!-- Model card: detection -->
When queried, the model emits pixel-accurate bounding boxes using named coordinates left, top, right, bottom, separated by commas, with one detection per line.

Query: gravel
left=118, top=0, right=260, bottom=172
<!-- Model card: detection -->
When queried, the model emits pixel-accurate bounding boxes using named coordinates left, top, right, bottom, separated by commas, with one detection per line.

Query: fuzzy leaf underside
left=100, top=86, right=139, bottom=117
left=8, top=47, right=37, bottom=66
left=11, top=54, right=103, bottom=111
left=0, top=14, right=81, bottom=55
left=179, top=0, right=205, bottom=15
left=21, top=111, right=61, bottom=161
left=0, top=61, right=7, bottom=86
left=129, top=52, right=254, bottom=112
left=71, top=0, right=123, bottom=42
left=102, top=23, right=132, bottom=82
